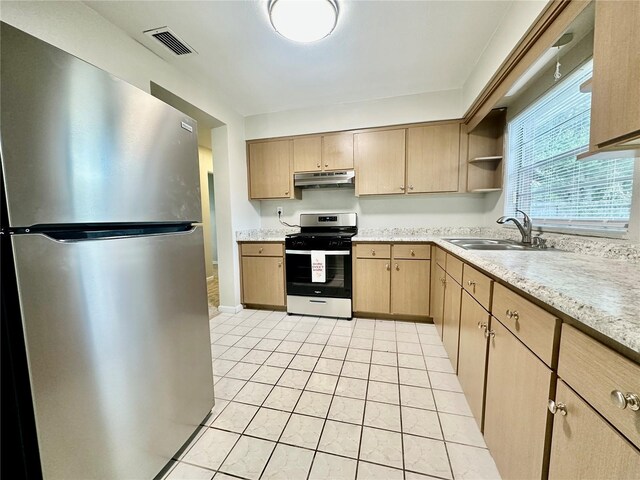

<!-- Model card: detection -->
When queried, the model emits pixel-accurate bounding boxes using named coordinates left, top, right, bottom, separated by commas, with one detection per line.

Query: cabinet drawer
left=558, top=324, right=640, bottom=449
left=462, top=264, right=492, bottom=311
left=434, top=247, right=446, bottom=268
left=241, top=243, right=283, bottom=257
left=445, top=254, right=463, bottom=285
left=355, top=243, right=391, bottom=259
left=492, top=283, right=558, bottom=367
left=393, top=244, right=430, bottom=260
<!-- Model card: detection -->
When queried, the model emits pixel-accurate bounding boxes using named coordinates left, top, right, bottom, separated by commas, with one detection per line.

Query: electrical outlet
left=276, top=206, right=283, bottom=216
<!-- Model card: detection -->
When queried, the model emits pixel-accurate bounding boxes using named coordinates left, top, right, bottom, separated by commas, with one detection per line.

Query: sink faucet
left=497, top=209, right=532, bottom=244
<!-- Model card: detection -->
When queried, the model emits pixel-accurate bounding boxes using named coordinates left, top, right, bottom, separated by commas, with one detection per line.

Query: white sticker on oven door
left=311, top=250, right=326, bottom=283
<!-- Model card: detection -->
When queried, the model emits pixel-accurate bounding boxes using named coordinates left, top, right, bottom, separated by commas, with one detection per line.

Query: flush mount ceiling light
left=269, top=0, right=338, bottom=43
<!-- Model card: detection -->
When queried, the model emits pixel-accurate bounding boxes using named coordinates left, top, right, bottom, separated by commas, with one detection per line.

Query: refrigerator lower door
left=11, top=226, right=213, bottom=479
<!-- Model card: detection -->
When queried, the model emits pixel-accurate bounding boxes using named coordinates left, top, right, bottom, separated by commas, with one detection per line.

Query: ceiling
left=87, top=0, right=514, bottom=117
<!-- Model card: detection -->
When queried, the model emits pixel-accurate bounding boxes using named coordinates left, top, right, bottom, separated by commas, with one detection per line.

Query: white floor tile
left=367, top=381, right=400, bottom=405
left=219, top=435, right=275, bottom=480
left=318, top=419, right=362, bottom=458
left=233, top=381, right=273, bottom=406
left=210, top=402, right=258, bottom=433
left=356, top=461, right=404, bottom=480
left=280, top=413, right=325, bottom=449
left=336, top=376, right=368, bottom=400
left=165, top=462, right=215, bottom=480
left=294, top=390, right=333, bottom=418
left=401, top=406, right=442, bottom=439
left=244, top=407, right=290, bottom=441
left=182, top=428, right=239, bottom=471
left=261, top=444, right=315, bottom=480
left=439, top=412, right=486, bottom=447
left=263, top=386, right=302, bottom=412
left=328, top=396, right=365, bottom=424
left=403, top=434, right=452, bottom=479
left=309, top=452, right=357, bottom=480
left=446, top=442, right=501, bottom=479
left=306, top=372, right=339, bottom=394
left=364, top=401, right=401, bottom=431
left=399, top=385, right=436, bottom=410
left=359, top=426, right=403, bottom=469
left=432, top=390, right=473, bottom=417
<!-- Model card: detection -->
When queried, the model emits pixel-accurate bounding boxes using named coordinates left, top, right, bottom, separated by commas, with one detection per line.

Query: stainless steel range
left=285, top=213, right=357, bottom=319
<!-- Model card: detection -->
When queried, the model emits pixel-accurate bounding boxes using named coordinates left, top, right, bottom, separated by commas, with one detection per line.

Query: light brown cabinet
left=240, top=242, right=285, bottom=307
left=431, top=262, right=446, bottom=337
left=354, top=129, right=406, bottom=196
left=406, top=123, right=461, bottom=193
left=322, top=133, right=354, bottom=171
left=248, top=140, right=295, bottom=199
left=484, top=318, right=553, bottom=480
left=293, top=133, right=354, bottom=173
left=353, top=243, right=430, bottom=318
left=548, top=380, right=640, bottom=479
left=457, top=290, right=491, bottom=429
left=353, top=258, right=391, bottom=314
left=590, top=0, right=640, bottom=148
left=441, top=272, right=462, bottom=372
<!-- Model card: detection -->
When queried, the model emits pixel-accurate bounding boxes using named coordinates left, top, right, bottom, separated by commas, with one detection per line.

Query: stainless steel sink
left=445, top=238, right=550, bottom=251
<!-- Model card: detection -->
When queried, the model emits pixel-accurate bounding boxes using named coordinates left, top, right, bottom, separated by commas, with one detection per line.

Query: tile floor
left=162, top=310, right=501, bottom=480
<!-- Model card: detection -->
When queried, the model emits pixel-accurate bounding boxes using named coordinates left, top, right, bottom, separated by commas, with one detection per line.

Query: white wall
left=0, top=1, right=260, bottom=310
left=261, top=189, right=491, bottom=229
left=462, top=0, right=548, bottom=110
left=245, top=89, right=464, bottom=140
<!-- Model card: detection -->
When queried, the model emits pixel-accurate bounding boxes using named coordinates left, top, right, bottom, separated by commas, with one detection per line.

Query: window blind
left=505, top=60, right=635, bottom=232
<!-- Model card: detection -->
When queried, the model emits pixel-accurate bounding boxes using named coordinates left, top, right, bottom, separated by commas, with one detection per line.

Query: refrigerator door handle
left=32, top=225, right=197, bottom=243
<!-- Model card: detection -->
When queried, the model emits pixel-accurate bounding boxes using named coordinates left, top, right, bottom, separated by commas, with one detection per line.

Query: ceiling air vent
left=144, top=27, right=196, bottom=56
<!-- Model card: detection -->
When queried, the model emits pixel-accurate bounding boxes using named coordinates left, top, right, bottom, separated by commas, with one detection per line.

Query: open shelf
left=469, top=155, right=503, bottom=164
left=469, top=188, right=502, bottom=193
left=466, top=109, right=506, bottom=193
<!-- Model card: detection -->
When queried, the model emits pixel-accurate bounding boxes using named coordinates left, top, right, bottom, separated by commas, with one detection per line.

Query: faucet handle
left=532, top=236, right=547, bottom=249
left=515, top=209, right=531, bottom=226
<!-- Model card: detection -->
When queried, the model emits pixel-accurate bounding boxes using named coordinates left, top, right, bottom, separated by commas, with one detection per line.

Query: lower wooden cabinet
left=548, top=380, right=640, bottom=479
left=457, top=290, right=490, bottom=429
left=441, top=272, right=462, bottom=372
left=431, top=263, right=446, bottom=337
left=483, top=318, right=553, bottom=480
left=353, top=243, right=429, bottom=317
left=240, top=244, right=285, bottom=308
left=353, top=258, right=391, bottom=314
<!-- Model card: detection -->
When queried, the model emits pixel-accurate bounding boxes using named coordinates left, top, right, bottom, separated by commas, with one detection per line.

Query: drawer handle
left=385, top=263, right=390, bottom=271
left=610, top=390, right=640, bottom=411
left=506, top=309, right=519, bottom=321
left=484, top=329, right=495, bottom=339
left=548, top=399, right=567, bottom=416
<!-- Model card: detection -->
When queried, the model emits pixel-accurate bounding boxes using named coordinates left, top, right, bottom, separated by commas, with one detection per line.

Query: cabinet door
left=354, top=129, right=406, bottom=196
left=441, top=273, right=462, bottom=372
left=431, top=263, right=446, bottom=338
left=406, top=124, right=460, bottom=193
left=322, top=133, right=354, bottom=171
left=293, top=136, right=322, bottom=173
left=242, top=256, right=285, bottom=306
left=484, top=319, right=552, bottom=480
left=248, top=140, right=292, bottom=199
left=590, top=0, right=640, bottom=147
left=457, top=291, right=490, bottom=429
left=548, top=380, right=640, bottom=480
left=354, top=258, right=390, bottom=314
left=390, top=260, right=430, bottom=316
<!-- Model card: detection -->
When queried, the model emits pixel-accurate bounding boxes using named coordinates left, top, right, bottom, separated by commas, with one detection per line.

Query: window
left=505, top=60, right=635, bottom=232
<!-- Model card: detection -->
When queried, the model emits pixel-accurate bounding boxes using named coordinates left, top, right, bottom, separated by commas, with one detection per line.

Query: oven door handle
left=285, top=250, right=350, bottom=255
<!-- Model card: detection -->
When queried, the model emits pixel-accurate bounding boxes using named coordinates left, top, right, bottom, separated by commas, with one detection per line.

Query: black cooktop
left=286, top=231, right=357, bottom=239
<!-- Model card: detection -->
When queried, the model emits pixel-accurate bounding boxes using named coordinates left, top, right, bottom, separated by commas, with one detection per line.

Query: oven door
left=285, top=249, right=352, bottom=298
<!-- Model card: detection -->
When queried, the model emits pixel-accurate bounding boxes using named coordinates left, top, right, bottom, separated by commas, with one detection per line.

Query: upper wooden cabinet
left=407, top=123, right=461, bottom=193
left=322, top=133, right=354, bottom=171
left=293, top=136, right=322, bottom=172
left=590, top=0, right=640, bottom=148
left=248, top=140, right=295, bottom=199
left=354, top=129, right=406, bottom=196
left=293, top=133, right=354, bottom=173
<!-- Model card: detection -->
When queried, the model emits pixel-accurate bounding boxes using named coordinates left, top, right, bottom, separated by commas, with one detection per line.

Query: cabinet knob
left=395, top=263, right=400, bottom=271
left=285, top=191, right=289, bottom=195
left=325, top=163, right=329, bottom=168
left=477, top=321, right=487, bottom=331
left=610, top=390, right=640, bottom=411
left=278, top=262, right=282, bottom=268
left=467, top=280, right=476, bottom=286
left=506, top=309, right=519, bottom=321
left=548, top=399, right=567, bottom=416
left=410, top=249, right=415, bottom=256
left=484, top=329, right=495, bottom=339
left=400, top=185, right=405, bottom=191
left=317, top=163, right=321, bottom=168
left=371, top=249, right=376, bottom=256
left=259, top=248, right=263, bottom=254
left=385, top=263, right=390, bottom=271
left=409, top=185, right=414, bottom=190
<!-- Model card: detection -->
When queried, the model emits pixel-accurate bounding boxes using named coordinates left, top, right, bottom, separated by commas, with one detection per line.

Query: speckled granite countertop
left=236, top=227, right=640, bottom=354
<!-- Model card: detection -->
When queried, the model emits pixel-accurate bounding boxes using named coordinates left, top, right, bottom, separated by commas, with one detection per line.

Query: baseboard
left=218, top=305, right=243, bottom=314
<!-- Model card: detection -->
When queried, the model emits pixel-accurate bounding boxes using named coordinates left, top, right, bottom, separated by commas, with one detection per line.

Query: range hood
left=294, top=170, right=355, bottom=189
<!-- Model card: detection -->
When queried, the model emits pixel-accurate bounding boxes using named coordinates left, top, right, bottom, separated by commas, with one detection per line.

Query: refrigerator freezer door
left=11, top=227, right=213, bottom=479
left=0, top=23, right=201, bottom=228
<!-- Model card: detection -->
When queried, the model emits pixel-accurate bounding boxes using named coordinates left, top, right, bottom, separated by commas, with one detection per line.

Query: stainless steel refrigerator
left=0, top=23, right=214, bottom=479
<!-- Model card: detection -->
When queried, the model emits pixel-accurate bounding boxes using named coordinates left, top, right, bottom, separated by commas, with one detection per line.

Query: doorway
left=207, top=173, right=219, bottom=313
